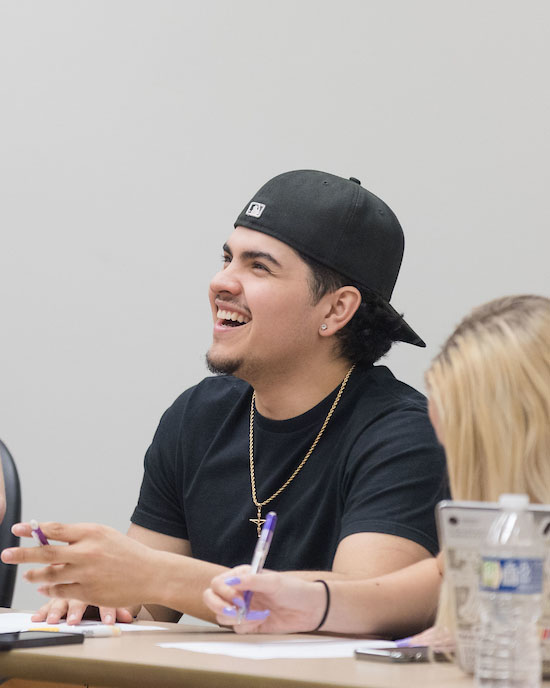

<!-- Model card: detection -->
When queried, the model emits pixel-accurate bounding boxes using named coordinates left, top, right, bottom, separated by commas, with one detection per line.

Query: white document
left=158, top=637, right=397, bottom=659
left=0, top=612, right=162, bottom=634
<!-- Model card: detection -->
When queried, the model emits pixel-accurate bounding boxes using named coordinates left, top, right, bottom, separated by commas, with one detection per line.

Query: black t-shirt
left=131, top=365, right=448, bottom=571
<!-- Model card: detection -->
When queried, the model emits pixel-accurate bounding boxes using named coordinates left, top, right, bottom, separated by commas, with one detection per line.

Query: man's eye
left=221, top=254, right=231, bottom=265
left=252, top=262, right=270, bottom=272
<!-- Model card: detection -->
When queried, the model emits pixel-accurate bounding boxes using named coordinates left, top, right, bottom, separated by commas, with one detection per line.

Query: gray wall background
left=1, top=1, right=549, bottom=612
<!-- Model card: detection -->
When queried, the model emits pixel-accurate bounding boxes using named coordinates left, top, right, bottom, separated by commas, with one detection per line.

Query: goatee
left=205, top=352, right=243, bottom=376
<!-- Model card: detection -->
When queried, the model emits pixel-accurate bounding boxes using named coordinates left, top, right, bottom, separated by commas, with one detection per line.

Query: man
left=5, top=170, right=447, bottom=625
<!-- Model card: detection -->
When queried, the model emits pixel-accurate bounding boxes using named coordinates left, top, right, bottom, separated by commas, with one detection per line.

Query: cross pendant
left=249, top=507, right=265, bottom=537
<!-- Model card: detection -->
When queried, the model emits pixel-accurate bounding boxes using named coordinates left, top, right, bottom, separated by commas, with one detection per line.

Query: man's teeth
left=217, top=309, right=250, bottom=324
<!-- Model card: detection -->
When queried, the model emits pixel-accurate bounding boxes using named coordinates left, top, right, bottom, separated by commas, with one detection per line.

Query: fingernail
left=2, top=550, right=13, bottom=562
left=224, top=576, right=241, bottom=585
left=232, top=597, right=245, bottom=608
left=104, top=614, right=113, bottom=624
left=222, top=606, right=237, bottom=617
left=246, top=609, right=270, bottom=621
left=23, top=571, right=29, bottom=580
left=68, top=614, right=77, bottom=624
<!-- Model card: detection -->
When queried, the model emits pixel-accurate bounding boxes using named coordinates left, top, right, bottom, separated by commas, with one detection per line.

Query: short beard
left=205, top=352, right=243, bottom=376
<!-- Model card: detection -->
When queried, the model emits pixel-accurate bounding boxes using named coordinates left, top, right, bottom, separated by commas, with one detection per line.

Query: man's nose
left=209, top=263, right=242, bottom=296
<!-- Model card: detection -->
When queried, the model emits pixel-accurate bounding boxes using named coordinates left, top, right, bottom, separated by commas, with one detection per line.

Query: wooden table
left=1, top=617, right=548, bottom=688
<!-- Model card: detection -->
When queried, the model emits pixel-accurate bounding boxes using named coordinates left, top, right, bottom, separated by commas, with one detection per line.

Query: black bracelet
left=313, top=579, right=330, bottom=631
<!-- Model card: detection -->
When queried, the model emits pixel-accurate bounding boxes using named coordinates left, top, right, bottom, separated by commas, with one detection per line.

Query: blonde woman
left=204, top=295, right=550, bottom=640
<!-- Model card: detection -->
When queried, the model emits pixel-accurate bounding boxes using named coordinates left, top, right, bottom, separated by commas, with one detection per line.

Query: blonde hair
left=425, top=295, right=550, bottom=638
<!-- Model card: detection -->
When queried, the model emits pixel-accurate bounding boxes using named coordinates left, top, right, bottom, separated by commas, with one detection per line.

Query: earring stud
left=320, top=324, right=328, bottom=331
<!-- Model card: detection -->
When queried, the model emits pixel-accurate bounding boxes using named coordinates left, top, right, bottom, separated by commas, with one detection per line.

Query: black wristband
left=313, top=579, right=330, bottom=631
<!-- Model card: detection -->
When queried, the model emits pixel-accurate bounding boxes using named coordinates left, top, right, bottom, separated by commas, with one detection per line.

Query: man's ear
left=318, top=286, right=362, bottom=336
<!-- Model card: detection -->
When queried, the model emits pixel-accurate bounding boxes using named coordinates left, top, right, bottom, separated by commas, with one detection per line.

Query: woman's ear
left=318, top=286, right=361, bottom=336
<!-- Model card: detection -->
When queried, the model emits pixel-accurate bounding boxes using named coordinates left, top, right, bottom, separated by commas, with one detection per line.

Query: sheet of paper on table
left=159, top=637, right=398, bottom=659
left=0, top=612, right=163, bottom=634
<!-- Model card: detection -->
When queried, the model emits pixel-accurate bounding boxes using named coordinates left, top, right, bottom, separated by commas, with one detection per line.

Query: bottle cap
left=498, top=493, right=530, bottom=509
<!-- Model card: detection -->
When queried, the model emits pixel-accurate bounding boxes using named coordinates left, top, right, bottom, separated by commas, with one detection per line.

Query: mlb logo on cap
left=245, top=202, right=266, bottom=218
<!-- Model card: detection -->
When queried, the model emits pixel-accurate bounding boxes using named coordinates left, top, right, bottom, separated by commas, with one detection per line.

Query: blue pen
left=238, top=511, right=277, bottom=623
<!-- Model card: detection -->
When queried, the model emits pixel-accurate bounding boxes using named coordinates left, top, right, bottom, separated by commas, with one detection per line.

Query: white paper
left=0, top=613, right=32, bottom=634
left=0, top=612, right=162, bottom=634
left=158, top=637, right=397, bottom=659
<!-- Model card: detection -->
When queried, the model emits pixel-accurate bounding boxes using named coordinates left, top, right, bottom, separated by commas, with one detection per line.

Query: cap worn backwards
left=234, top=169, right=425, bottom=347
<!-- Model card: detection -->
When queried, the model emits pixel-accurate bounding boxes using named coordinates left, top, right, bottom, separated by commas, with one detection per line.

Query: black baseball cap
left=235, top=169, right=425, bottom=347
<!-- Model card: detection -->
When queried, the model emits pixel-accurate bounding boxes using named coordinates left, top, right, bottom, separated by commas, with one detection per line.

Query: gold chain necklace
left=248, top=365, right=356, bottom=536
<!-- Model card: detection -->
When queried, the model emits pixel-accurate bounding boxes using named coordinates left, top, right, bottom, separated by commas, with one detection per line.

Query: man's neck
left=251, top=358, right=355, bottom=420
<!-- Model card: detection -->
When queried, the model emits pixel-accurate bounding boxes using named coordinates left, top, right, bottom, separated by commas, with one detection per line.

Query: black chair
left=0, top=440, right=21, bottom=607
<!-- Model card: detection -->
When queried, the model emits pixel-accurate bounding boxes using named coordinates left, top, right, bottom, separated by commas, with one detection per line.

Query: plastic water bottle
left=475, top=494, right=544, bottom=687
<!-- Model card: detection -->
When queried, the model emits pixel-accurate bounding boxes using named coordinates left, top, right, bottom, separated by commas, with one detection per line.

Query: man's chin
left=205, top=352, right=243, bottom=376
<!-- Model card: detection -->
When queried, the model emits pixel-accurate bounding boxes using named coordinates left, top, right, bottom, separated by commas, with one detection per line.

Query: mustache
left=215, top=299, right=252, bottom=318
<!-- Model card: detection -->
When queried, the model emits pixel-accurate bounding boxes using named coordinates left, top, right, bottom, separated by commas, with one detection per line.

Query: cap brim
left=383, top=301, right=426, bottom=347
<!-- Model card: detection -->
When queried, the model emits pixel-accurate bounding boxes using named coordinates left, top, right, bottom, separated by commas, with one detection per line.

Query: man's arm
left=128, top=531, right=432, bottom=618
left=152, top=532, right=432, bottom=616
left=290, top=531, right=432, bottom=581
left=126, top=523, right=221, bottom=622
left=7, top=524, right=432, bottom=624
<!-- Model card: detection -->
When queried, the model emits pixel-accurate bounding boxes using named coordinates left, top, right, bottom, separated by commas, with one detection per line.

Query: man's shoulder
left=345, top=365, right=444, bottom=465
left=355, top=365, right=428, bottom=413
left=346, top=364, right=440, bottom=446
left=152, top=374, right=250, bottom=441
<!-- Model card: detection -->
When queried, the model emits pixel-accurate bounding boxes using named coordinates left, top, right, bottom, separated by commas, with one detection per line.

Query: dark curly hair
left=297, top=251, right=404, bottom=366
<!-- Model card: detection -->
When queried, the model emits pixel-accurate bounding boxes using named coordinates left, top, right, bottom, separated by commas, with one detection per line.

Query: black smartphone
left=355, top=646, right=430, bottom=663
left=355, top=646, right=449, bottom=663
left=0, top=631, right=85, bottom=650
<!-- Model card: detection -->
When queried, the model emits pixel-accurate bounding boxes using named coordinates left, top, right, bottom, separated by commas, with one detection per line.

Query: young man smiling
left=6, top=170, right=448, bottom=626
left=207, top=228, right=361, bottom=416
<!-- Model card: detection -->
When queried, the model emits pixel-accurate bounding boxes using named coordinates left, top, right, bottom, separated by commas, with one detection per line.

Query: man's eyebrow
left=222, top=243, right=282, bottom=269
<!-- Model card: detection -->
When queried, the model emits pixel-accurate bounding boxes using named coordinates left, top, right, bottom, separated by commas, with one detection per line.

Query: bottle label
left=480, top=557, right=544, bottom=594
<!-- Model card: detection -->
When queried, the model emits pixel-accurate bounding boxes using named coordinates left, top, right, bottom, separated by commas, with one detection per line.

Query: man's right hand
left=31, top=598, right=135, bottom=625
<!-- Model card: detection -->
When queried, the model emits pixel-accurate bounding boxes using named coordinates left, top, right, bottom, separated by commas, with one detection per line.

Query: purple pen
left=238, top=511, right=277, bottom=623
left=30, top=519, right=50, bottom=546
